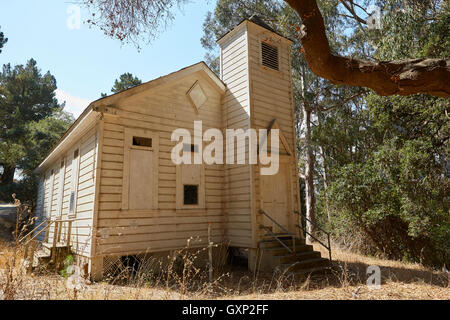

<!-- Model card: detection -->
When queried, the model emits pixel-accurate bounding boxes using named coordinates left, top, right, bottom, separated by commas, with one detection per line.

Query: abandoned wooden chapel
left=27, top=15, right=331, bottom=280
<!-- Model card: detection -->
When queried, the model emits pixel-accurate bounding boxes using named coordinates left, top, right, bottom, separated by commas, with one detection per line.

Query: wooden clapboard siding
left=220, top=23, right=253, bottom=248
left=71, top=128, right=97, bottom=257
left=37, top=126, right=98, bottom=258
left=95, top=70, right=226, bottom=256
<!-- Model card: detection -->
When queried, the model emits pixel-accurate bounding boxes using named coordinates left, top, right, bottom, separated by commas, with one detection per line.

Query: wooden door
left=129, top=149, right=153, bottom=210
left=261, top=163, right=290, bottom=233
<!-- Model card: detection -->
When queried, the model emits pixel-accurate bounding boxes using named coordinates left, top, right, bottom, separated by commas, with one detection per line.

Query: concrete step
left=263, top=244, right=314, bottom=256
left=280, top=257, right=330, bottom=272
left=32, top=250, right=51, bottom=267
left=42, top=242, right=70, bottom=249
left=259, top=238, right=305, bottom=249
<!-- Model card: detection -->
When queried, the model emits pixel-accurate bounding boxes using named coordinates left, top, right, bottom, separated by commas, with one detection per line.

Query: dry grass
left=0, top=241, right=448, bottom=300
left=222, top=244, right=449, bottom=300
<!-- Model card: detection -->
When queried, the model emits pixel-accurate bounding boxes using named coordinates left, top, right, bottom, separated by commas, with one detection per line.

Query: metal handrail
left=19, top=219, right=52, bottom=245
left=19, top=218, right=74, bottom=247
left=260, top=209, right=293, bottom=235
left=294, top=210, right=332, bottom=263
left=260, top=225, right=293, bottom=253
left=259, top=209, right=296, bottom=255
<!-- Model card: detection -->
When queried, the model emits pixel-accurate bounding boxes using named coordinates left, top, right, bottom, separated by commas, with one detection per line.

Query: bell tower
left=216, top=15, right=301, bottom=265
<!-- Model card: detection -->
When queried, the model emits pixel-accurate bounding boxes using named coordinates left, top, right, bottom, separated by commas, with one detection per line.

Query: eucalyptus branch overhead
left=285, top=0, right=450, bottom=98
left=79, top=0, right=188, bottom=46
left=338, top=0, right=367, bottom=25
left=316, top=91, right=367, bottom=112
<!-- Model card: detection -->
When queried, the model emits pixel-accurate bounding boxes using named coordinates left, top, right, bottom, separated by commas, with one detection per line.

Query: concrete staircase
left=23, top=240, right=71, bottom=272
left=20, top=219, right=74, bottom=273
left=258, top=236, right=331, bottom=276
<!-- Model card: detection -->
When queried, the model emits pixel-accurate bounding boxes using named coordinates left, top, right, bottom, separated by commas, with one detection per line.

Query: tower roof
left=216, top=14, right=293, bottom=44
left=248, top=14, right=276, bottom=33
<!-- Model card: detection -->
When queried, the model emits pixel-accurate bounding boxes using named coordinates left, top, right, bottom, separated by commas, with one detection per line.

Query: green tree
left=101, top=72, right=142, bottom=97
left=0, top=26, right=7, bottom=54
left=0, top=59, right=73, bottom=192
left=318, top=2, right=450, bottom=267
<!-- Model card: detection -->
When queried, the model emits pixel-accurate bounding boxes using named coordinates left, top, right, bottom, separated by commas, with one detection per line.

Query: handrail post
left=328, top=233, right=332, bottom=264
left=67, top=220, right=72, bottom=248
left=27, top=241, right=36, bottom=274
left=24, top=234, right=31, bottom=257
left=295, top=210, right=333, bottom=264
left=57, top=221, right=62, bottom=243
left=292, top=235, right=296, bottom=258
left=44, top=220, right=50, bottom=243
left=51, top=221, right=58, bottom=262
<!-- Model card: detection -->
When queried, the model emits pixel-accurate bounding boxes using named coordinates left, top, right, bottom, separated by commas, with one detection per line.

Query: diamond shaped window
left=187, top=81, right=207, bottom=112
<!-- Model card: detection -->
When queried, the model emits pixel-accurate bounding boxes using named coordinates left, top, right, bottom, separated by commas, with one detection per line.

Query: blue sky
left=0, top=0, right=217, bottom=117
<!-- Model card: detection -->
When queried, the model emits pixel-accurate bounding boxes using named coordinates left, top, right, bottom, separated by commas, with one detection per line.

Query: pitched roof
left=35, top=61, right=225, bottom=173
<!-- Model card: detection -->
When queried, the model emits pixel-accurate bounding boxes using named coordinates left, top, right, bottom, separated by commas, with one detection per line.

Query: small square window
left=133, top=136, right=152, bottom=147
left=183, top=185, right=198, bottom=205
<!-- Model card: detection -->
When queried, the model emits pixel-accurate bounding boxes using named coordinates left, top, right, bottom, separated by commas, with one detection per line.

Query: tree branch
left=285, top=0, right=450, bottom=98
left=317, top=91, right=367, bottom=112
left=338, top=0, right=367, bottom=25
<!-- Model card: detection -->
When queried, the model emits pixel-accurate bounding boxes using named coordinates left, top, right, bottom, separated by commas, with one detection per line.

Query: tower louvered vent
left=261, top=42, right=279, bottom=71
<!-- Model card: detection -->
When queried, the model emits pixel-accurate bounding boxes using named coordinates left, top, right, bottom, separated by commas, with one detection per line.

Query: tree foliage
left=0, top=59, right=73, bottom=202
left=0, top=26, right=7, bottom=54
left=315, top=2, right=449, bottom=267
left=101, top=72, right=143, bottom=97
left=79, top=0, right=188, bottom=47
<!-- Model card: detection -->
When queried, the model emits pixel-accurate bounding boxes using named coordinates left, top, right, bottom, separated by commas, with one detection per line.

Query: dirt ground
left=1, top=238, right=448, bottom=300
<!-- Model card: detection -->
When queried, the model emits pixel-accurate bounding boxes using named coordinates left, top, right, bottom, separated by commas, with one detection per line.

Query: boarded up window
left=183, top=185, right=198, bottom=205
left=261, top=42, right=279, bottom=71
left=133, top=136, right=152, bottom=148
left=129, top=149, right=153, bottom=210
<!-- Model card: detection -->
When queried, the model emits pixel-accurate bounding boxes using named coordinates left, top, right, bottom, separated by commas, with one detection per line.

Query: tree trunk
left=303, top=106, right=316, bottom=243
left=1, top=165, right=16, bottom=186
left=319, top=145, right=331, bottom=223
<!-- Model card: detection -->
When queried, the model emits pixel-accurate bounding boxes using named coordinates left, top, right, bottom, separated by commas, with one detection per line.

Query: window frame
left=176, top=164, right=205, bottom=210
left=259, top=38, right=282, bottom=75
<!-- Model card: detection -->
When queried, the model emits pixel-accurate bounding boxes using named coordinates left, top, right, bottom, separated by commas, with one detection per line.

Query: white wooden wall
left=36, top=127, right=98, bottom=258
left=220, top=25, right=254, bottom=248
left=95, top=71, right=226, bottom=256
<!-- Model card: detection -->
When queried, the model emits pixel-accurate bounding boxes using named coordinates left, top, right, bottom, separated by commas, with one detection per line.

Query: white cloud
left=55, top=89, right=92, bottom=118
